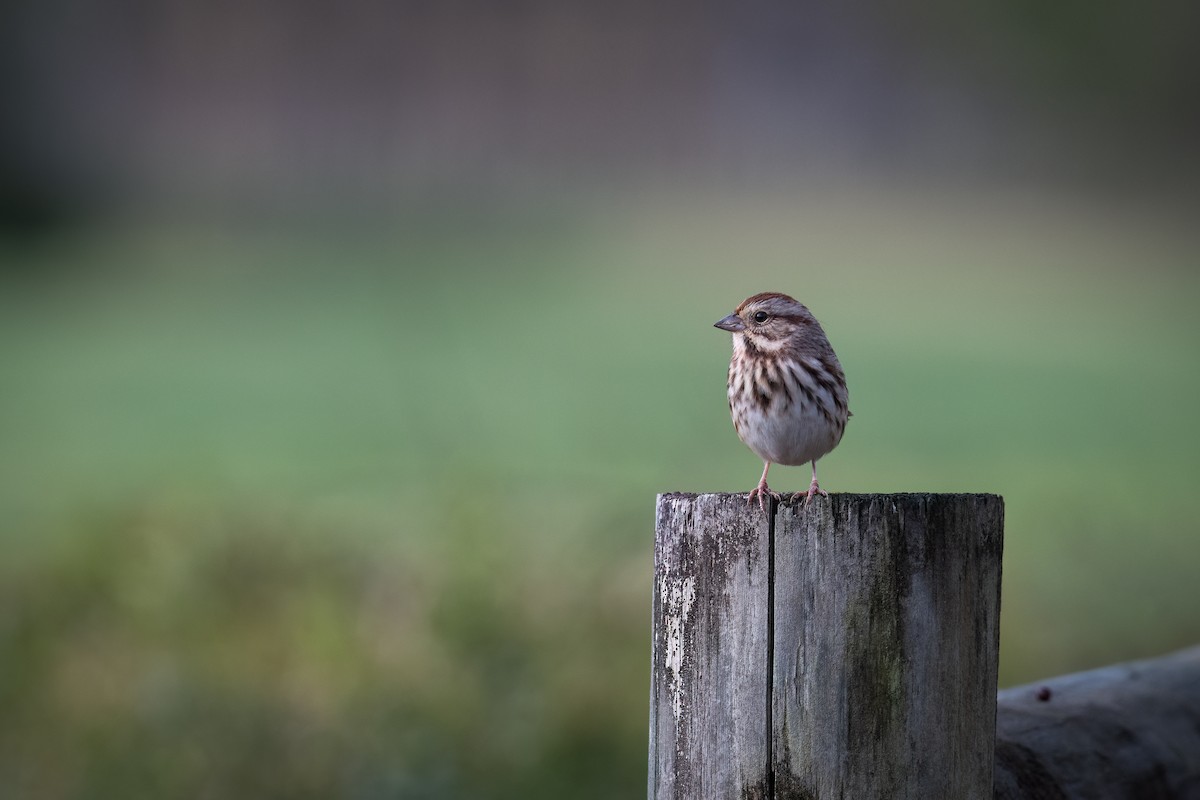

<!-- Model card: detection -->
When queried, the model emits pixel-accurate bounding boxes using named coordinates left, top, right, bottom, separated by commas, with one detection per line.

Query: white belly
left=734, top=399, right=841, bottom=466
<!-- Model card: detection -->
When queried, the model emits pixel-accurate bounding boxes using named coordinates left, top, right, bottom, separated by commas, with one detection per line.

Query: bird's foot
left=802, top=479, right=829, bottom=506
left=747, top=481, right=781, bottom=513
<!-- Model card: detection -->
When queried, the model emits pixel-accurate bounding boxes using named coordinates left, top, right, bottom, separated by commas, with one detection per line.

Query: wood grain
left=772, top=493, right=1004, bottom=799
left=650, top=493, right=772, bottom=800
left=649, top=492, right=1004, bottom=800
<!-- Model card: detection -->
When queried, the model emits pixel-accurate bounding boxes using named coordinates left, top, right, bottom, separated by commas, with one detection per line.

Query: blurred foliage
left=0, top=497, right=647, bottom=799
left=1, top=186, right=1198, bottom=796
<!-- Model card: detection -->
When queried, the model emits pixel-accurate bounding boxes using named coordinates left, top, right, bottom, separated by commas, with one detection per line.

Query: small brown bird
left=715, top=292, right=850, bottom=509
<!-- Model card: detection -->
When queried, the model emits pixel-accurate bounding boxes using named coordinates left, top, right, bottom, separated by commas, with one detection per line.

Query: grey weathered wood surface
left=649, top=492, right=1004, bottom=800
left=649, top=493, right=771, bottom=799
left=994, top=646, right=1200, bottom=800
left=773, top=494, right=1004, bottom=799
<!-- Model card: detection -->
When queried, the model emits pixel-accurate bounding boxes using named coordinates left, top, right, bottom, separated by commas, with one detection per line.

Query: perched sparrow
left=715, top=292, right=850, bottom=509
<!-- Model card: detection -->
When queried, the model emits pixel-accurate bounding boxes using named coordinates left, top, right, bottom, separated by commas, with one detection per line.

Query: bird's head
left=714, top=292, right=817, bottom=352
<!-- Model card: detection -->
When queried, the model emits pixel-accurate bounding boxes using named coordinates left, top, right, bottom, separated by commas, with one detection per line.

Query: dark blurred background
left=2, top=2, right=1198, bottom=798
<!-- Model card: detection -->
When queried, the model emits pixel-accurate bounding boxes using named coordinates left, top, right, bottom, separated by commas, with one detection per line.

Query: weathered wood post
left=650, top=492, right=1004, bottom=800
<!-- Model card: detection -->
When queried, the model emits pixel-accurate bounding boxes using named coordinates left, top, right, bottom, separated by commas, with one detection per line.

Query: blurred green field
left=2, top=185, right=1199, bottom=798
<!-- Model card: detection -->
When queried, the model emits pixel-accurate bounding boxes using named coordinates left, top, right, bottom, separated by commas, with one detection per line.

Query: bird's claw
left=747, top=483, right=782, bottom=513
left=801, top=481, right=828, bottom=506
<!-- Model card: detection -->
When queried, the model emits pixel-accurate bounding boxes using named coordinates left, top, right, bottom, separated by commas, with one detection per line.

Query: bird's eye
left=753, top=311, right=770, bottom=323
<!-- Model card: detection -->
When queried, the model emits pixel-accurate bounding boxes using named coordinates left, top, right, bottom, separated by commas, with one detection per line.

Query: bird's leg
left=804, top=461, right=829, bottom=505
left=747, top=461, right=781, bottom=512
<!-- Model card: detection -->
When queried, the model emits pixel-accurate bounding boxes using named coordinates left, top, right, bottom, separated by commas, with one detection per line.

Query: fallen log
left=995, top=646, right=1200, bottom=799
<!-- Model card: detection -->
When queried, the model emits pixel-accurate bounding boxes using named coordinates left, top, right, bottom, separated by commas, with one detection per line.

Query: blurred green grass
left=2, top=185, right=1198, bottom=797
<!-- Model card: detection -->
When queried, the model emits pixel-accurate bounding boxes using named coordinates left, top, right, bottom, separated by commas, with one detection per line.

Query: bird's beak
left=714, top=314, right=745, bottom=332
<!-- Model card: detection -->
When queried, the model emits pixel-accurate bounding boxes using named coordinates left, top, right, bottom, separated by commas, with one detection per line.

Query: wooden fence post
left=649, top=492, right=1004, bottom=800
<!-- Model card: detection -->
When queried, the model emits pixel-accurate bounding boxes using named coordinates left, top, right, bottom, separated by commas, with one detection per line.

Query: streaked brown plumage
left=714, top=292, right=849, bottom=509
